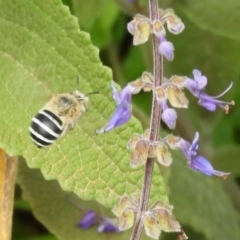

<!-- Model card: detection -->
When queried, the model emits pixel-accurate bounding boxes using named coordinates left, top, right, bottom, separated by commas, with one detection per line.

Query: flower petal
left=154, top=208, right=181, bottom=232
left=112, top=196, right=135, bottom=217
left=167, top=85, right=189, bottom=108
left=118, top=209, right=135, bottom=231
left=162, top=108, right=177, bottom=129
left=189, top=155, right=230, bottom=178
left=97, top=219, right=119, bottom=233
left=166, top=15, right=185, bottom=34
left=156, top=144, right=172, bottom=166
left=130, top=140, right=149, bottom=167
left=133, top=19, right=151, bottom=45
left=127, top=133, right=142, bottom=150
left=78, top=211, right=97, bottom=229
left=159, top=38, right=174, bottom=61
left=104, top=105, right=132, bottom=132
left=143, top=213, right=161, bottom=239
left=110, top=80, right=121, bottom=105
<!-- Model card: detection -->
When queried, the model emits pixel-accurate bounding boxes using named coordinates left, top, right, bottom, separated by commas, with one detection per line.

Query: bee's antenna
left=76, top=76, right=99, bottom=96
left=76, top=76, right=80, bottom=91
left=85, top=91, right=100, bottom=96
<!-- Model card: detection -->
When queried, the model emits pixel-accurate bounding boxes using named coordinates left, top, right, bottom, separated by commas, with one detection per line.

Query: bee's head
left=72, top=90, right=89, bottom=103
left=73, top=90, right=99, bottom=111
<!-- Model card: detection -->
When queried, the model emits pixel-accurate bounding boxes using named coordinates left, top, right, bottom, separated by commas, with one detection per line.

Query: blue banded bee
left=29, top=81, right=98, bottom=148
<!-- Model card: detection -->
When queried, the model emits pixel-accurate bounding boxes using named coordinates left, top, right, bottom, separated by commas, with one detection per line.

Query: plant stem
left=130, top=0, right=163, bottom=239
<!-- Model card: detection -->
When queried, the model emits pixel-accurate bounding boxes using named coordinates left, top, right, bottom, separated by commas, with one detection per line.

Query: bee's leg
left=59, top=125, right=71, bottom=138
left=60, top=121, right=76, bottom=138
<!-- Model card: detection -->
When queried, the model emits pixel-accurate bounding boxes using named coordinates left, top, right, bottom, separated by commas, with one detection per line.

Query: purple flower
left=78, top=211, right=119, bottom=233
left=158, top=35, right=174, bottom=61
left=78, top=211, right=97, bottom=229
left=156, top=89, right=177, bottom=129
left=96, top=81, right=134, bottom=134
left=189, top=155, right=230, bottom=177
left=162, top=102, right=177, bottom=129
left=97, top=218, right=119, bottom=233
left=178, top=132, right=230, bottom=178
left=185, top=69, right=207, bottom=96
left=185, top=69, right=234, bottom=113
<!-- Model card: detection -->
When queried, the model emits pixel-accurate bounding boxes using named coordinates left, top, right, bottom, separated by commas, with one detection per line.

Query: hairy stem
left=130, top=0, right=163, bottom=239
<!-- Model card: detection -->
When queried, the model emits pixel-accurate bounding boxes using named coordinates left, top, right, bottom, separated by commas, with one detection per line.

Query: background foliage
left=0, top=0, right=239, bottom=239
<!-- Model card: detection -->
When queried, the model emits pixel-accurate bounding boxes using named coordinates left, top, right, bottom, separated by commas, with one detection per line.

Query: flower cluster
left=127, top=129, right=172, bottom=167
left=112, top=194, right=181, bottom=239
left=127, top=9, right=184, bottom=60
left=126, top=127, right=229, bottom=178
left=97, top=69, right=234, bottom=134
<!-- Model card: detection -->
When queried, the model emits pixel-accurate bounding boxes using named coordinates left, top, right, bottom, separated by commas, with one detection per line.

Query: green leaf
left=180, top=0, right=240, bottom=41
left=168, top=151, right=240, bottom=240
left=0, top=0, right=167, bottom=210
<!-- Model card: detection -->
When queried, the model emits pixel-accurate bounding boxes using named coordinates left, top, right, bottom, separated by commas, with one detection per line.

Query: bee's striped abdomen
left=29, top=109, right=63, bottom=148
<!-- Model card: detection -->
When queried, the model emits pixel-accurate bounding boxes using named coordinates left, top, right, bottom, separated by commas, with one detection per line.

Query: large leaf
left=0, top=0, right=167, bottom=209
left=168, top=152, right=240, bottom=240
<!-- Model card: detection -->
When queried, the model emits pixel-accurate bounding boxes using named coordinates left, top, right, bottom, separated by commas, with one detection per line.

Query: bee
left=29, top=79, right=99, bottom=148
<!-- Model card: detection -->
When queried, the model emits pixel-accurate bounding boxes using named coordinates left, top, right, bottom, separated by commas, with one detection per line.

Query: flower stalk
left=96, top=1, right=232, bottom=239
left=130, top=0, right=163, bottom=239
